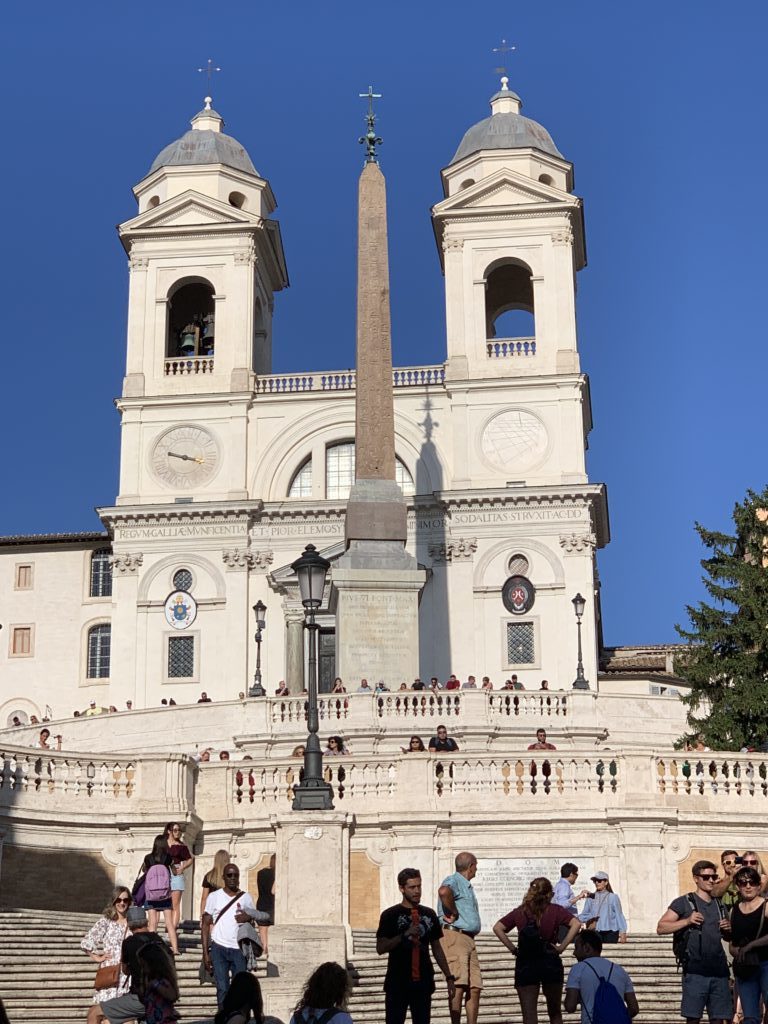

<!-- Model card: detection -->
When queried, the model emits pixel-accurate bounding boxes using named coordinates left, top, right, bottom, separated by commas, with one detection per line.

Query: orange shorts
left=441, top=928, right=483, bottom=989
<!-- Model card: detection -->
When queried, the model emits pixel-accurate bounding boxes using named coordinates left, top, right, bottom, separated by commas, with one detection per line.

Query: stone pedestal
left=261, top=812, right=351, bottom=1023
left=332, top=564, right=425, bottom=689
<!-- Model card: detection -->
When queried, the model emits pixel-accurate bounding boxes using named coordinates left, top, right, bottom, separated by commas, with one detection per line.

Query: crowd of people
left=70, top=842, right=768, bottom=1024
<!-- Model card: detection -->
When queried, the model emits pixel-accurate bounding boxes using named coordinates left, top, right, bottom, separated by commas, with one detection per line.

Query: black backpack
left=518, top=913, right=548, bottom=958
left=672, top=893, right=725, bottom=972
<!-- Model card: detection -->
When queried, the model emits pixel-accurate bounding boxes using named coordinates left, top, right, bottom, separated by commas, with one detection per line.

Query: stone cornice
left=98, top=501, right=261, bottom=532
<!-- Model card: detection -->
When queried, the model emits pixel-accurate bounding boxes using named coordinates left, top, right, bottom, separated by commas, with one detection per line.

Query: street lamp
left=248, top=600, right=267, bottom=697
left=571, top=592, right=590, bottom=690
left=290, top=544, right=334, bottom=810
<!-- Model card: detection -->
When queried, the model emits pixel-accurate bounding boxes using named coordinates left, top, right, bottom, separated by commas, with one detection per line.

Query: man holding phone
left=712, top=850, right=741, bottom=908
left=657, top=860, right=731, bottom=1024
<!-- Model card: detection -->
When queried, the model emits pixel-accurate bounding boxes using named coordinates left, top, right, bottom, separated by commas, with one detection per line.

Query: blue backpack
left=584, top=960, right=630, bottom=1024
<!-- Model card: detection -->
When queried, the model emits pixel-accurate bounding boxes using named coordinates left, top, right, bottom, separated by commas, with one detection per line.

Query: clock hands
left=168, top=450, right=205, bottom=465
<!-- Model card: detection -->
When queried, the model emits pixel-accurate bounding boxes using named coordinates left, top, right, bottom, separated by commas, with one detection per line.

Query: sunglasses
left=698, top=874, right=719, bottom=881
left=114, top=897, right=130, bottom=905
left=743, top=860, right=759, bottom=865
left=738, top=880, right=760, bottom=887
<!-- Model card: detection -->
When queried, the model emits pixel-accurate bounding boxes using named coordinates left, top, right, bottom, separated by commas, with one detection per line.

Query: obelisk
left=333, top=88, right=425, bottom=688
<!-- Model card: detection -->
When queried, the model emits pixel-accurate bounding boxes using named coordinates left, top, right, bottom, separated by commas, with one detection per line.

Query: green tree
left=675, top=486, right=768, bottom=751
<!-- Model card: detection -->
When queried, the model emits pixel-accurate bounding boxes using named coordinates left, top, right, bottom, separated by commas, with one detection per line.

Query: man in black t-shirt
left=91, top=907, right=166, bottom=1024
left=376, top=868, right=454, bottom=1024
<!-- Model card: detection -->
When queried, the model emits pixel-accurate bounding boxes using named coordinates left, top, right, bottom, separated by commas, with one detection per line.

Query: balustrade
left=0, top=748, right=136, bottom=801
left=376, top=693, right=462, bottom=718
left=164, top=356, right=214, bottom=376
left=486, top=339, right=536, bottom=358
left=656, top=755, right=768, bottom=797
left=433, top=755, right=618, bottom=798
left=488, top=693, right=568, bottom=718
left=254, top=365, right=445, bottom=396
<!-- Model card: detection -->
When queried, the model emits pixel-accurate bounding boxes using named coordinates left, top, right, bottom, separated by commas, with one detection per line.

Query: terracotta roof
left=0, top=531, right=109, bottom=547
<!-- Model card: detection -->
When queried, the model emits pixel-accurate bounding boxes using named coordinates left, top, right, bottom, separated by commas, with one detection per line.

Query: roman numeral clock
left=150, top=425, right=220, bottom=489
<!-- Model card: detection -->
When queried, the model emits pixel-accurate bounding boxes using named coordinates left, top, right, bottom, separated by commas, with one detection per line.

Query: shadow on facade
left=414, top=394, right=451, bottom=680
left=0, top=751, right=114, bottom=913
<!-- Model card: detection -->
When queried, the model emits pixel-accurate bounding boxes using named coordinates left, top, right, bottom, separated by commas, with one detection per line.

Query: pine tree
left=675, top=486, right=768, bottom=751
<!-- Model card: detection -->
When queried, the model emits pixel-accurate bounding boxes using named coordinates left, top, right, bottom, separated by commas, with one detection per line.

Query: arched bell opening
left=166, top=279, right=216, bottom=358
left=485, top=260, right=535, bottom=341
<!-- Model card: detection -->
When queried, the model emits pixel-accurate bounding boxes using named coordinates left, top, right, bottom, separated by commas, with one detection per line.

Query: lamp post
left=248, top=600, right=267, bottom=697
left=290, top=544, right=334, bottom=810
left=571, top=592, right=590, bottom=690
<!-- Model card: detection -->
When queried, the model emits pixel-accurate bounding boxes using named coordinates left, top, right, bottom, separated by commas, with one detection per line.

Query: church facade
left=1, top=82, right=609, bottom=721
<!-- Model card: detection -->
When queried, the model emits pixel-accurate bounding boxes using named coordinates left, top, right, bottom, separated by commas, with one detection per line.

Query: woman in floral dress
left=80, top=885, right=132, bottom=1002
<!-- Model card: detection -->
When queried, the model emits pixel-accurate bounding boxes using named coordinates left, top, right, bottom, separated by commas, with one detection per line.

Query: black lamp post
left=248, top=600, right=267, bottom=697
left=571, top=592, right=590, bottom=690
left=290, top=544, right=334, bottom=810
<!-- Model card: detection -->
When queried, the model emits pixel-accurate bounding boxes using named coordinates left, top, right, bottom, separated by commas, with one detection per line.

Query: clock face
left=151, top=425, right=220, bottom=489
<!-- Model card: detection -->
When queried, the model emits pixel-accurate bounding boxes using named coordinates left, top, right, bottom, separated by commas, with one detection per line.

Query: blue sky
left=2, top=0, right=766, bottom=646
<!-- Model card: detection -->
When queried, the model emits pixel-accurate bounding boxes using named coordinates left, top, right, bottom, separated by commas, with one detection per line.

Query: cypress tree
left=675, top=486, right=768, bottom=751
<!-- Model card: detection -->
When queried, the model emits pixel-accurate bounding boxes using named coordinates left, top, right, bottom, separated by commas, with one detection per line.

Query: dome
left=148, top=101, right=258, bottom=177
left=449, top=84, right=563, bottom=165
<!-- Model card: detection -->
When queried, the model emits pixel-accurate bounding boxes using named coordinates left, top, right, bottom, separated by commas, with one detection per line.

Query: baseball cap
left=591, top=871, right=609, bottom=881
left=126, top=906, right=147, bottom=926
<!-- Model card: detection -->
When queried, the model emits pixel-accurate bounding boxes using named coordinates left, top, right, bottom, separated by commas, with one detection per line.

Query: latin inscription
left=473, top=856, right=594, bottom=931
left=118, top=524, right=243, bottom=540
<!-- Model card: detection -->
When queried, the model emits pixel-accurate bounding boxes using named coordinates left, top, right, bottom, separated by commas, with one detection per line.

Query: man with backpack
left=656, top=859, right=732, bottom=1024
left=565, top=930, right=638, bottom=1023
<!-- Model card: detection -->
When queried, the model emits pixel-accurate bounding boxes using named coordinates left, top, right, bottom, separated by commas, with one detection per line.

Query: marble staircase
left=0, top=910, right=690, bottom=1023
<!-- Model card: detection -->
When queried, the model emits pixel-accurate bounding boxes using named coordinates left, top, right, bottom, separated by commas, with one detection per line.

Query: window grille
left=87, top=624, right=111, bottom=678
left=288, top=458, right=313, bottom=498
left=507, top=553, right=530, bottom=577
left=168, top=636, right=195, bottom=678
left=173, top=568, right=193, bottom=592
left=90, top=549, right=113, bottom=597
left=15, top=564, right=33, bottom=589
left=506, top=622, right=535, bottom=665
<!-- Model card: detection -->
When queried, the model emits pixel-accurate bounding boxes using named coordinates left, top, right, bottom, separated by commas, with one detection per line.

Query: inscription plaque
left=473, top=856, right=595, bottom=931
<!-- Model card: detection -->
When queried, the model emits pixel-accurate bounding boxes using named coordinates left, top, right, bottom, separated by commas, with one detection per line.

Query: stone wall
left=0, top=845, right=114, bottom=912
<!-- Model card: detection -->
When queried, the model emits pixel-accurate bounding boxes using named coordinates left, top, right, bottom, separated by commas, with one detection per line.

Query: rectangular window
left=168, top=636, right=195, bottom=678
left=87, top=624, right=111, bottom=678
left=90, top=549, right=113, bottom=598
left=15, top=564, right=33, bottom=590
left=11, top=626, right=33, bottom=657
left=506, top=621, right=535, bottom=665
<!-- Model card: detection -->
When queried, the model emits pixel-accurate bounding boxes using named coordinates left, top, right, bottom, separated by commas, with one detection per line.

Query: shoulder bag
left=94, top=923, right=127, bottom=990
left=733, top=902, right=766, bottom=980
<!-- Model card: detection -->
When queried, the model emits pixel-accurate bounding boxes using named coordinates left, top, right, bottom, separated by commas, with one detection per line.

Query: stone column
left=285, top=615, right=305, bottom=694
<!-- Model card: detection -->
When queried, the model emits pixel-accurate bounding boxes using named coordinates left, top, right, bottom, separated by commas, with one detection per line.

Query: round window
left=173, top=568, right=193, bottom=592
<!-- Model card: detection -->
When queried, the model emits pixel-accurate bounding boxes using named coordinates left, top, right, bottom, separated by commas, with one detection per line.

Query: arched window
left=147, top=195, right=160, bottom=208
left=228, top=191, right=246, bottom=209
left=324, top=443, right=415, bottom=500
left=485, top=260, right=535, bottom=341
left=173, top=568, right=193, bottom=592
left=90, top=549, right=112, bottom=598
left=538, top=174, right=554, bottom=186
left=167, top=280, right=215, bottom=358
left=288, top=458, right=313, bottom=498
left=87, top=624, right=111, bottom=679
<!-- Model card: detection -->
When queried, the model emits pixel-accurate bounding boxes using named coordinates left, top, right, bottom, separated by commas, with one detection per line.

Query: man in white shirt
left=565, top=931, right=638, bottom=1022
left=202, top=863, right=260, bottom=1007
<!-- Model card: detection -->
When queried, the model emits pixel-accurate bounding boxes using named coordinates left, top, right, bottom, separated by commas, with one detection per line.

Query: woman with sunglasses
left=741, top=853, right=768, bottom=895
left=729, top=867, right=768, bottom=1024
left=80, top=885, right=132, bottom=1005
left=578, top=872, right=628, bottom=943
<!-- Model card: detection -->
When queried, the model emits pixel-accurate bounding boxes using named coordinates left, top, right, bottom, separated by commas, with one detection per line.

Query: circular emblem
left=164, top=590, right=198, bottom=629
left=150, top=424, right=220, bottom=489
left=502, top=575, right=536, bottom=615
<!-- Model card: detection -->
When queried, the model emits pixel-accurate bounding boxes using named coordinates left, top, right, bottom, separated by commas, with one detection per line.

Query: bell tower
left=115, top=97, right=288, bottom=504
left=433, top=78, right=584, bottom=383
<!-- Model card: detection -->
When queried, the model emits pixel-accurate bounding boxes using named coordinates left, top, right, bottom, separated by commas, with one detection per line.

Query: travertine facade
left=0, top=81, right=609, bottom=718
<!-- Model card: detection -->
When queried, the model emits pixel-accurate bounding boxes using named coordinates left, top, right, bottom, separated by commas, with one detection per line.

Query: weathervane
left=492, top=38, right=516, bottom=78
left=197, top=58, right=222, bottom=99
left=359, top=85, right=383, bottom=164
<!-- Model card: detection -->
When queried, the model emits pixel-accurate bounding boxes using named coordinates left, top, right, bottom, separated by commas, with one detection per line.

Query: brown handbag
left=94, top=963, right=121, bottom=990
